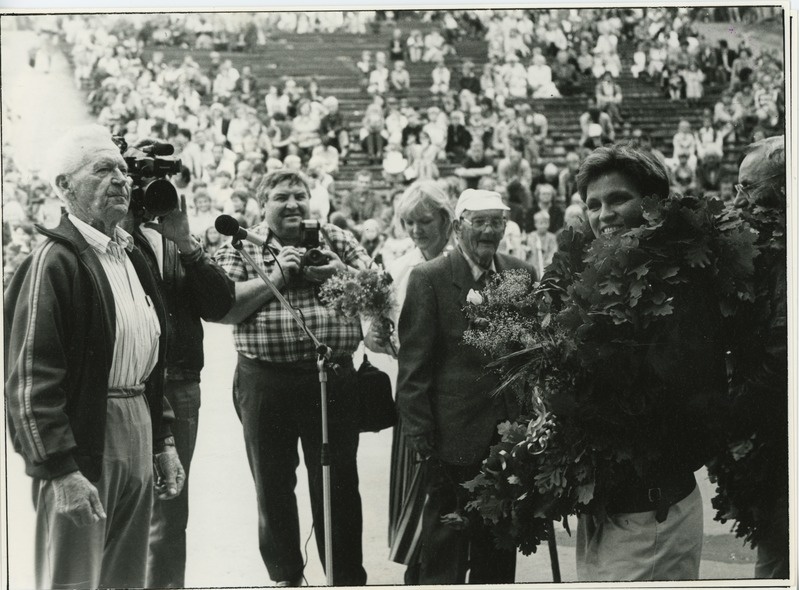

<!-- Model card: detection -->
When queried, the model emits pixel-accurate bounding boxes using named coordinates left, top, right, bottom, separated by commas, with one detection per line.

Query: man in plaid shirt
left=215, top=169, right=371, bottom=587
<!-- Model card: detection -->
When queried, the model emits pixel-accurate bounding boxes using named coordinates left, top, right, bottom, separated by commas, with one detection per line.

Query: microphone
left=215, top=215, right=266, bottom=247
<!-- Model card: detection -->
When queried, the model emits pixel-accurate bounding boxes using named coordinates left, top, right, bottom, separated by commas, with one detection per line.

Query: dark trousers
left=755, top=493, right=789, bottom=579
left=418, top=459, right=517, bottom=584
left=147, top=379, right=201, bottom=588
left=234, top=354, right=366, bottom=585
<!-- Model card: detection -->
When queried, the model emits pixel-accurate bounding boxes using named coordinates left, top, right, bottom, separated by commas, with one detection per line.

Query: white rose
left=466, top=289, right=484, bottom=306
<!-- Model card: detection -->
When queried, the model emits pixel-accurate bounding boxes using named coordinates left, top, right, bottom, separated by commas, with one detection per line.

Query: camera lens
left=303, top=248, right=327, bottom=267
left=142, top=178, right=178, bottom=217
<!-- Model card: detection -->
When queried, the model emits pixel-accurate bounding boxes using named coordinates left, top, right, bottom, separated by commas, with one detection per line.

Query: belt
left=107, top=384, right=146, bottom=398
left=239, top=353, right=354, bottom=373
left=606, top=471, right=696, bottom=522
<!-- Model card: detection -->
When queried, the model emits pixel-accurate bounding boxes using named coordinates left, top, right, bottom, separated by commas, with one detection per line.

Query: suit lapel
left=450, top=249, right=478, bottom=306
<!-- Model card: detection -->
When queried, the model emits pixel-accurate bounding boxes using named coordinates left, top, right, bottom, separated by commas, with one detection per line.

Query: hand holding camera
left=302, top=250, right=346, bottom=284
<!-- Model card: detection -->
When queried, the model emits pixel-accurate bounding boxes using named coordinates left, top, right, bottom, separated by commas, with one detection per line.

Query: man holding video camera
left=214, top=169, right=372, bottom=587
left=117, top=137, right=236, bottom=589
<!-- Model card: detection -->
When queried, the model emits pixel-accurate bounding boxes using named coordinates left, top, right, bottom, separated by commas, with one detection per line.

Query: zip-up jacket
left=134, top=227, right=235, bottom=382
left=4, top=214, right=172, bottom=482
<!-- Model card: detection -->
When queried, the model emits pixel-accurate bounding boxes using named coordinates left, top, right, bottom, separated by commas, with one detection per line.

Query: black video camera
left=112, top=136, right=182, bottom=217
left=299, top=220, right=327, bottom=269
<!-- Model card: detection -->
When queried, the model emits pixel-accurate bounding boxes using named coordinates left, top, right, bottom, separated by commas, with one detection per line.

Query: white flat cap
left=455, top=189, right=509, bottom=219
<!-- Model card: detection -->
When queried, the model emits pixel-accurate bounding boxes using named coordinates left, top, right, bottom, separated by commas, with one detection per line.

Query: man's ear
left=55, top=174, right=70, bottom=194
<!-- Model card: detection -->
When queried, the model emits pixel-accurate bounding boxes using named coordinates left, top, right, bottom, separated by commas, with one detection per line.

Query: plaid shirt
left=214, top=221, right=372, bottom=362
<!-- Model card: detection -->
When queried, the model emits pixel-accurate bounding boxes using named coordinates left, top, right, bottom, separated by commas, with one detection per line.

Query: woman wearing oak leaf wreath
left=558, top=143, right=730, bottom=581
left=364, top=180, right=454, bottom=584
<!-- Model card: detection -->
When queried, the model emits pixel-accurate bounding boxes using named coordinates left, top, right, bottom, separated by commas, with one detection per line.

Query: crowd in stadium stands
left=3, top=8, right=785, bottom=287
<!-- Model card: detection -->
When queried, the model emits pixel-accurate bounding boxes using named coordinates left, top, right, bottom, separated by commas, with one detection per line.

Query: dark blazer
left=397, top=249, right=535, bottom=465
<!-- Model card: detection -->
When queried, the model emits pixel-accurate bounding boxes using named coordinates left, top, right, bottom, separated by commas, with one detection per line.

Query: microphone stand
left=231, top=238, right=335, bottom=586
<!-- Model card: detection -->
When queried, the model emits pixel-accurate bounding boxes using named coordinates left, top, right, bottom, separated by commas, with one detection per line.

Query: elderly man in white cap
left=4, top=124, right=184, bottom=589
left=397, top=189, right=535, bottom=584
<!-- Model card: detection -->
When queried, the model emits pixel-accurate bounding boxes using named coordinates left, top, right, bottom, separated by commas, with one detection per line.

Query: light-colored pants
left=576, top=484, right=703, bottom=582
left=34, top=395, right=154, bottom=589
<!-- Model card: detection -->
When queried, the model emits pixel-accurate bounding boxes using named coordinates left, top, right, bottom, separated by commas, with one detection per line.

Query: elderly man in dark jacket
left=5, top=124, right=184, bottom=589
left=397, top=189, right=535, bottom=584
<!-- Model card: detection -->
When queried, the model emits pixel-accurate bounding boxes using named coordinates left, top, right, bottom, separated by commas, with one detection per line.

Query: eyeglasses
left=734, top=173, right=784, bottom=201
left=459, top=216, right=507, bottom=231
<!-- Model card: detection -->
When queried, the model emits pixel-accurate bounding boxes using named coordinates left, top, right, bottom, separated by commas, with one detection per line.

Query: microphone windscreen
left=215, top=214, right=240, bottom=236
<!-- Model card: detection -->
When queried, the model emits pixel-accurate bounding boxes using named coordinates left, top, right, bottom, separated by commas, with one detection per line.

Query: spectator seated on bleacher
left=405, top=131, right=440, bottom=182
left=670, top=152, right=697, bottom=195
left=524, top=209, right=558, bottom=279
left=527, top=53, right=561, bottom=99
left=730, top=47, right=755, bottom=89
left=595, top=71, right=623, bottom=123
left=368, top=52, right=390, bottom=96
left=290, top=99, right=322, bottom=162
left=579, top=98, right=614, bottom=148
left=497, top=140, right=533, bottom=191
left=458, top=60, right=481, bottom=97
left=525, top=182, right=564, bottom=234
left=357, top=50, right=373, bottom=92
left=384, top=97, right=408, bottom=146
left=406, top=29, right=423, bottom=63
left=558, top=151, right=582, bottom=204
left=681, top=61, right=706, bottom=103
left=576, top=40, right=594, bottom=76
left=531, top=162, right=561, bottom=199
left=430, top=57, right=451, bottom=96
left=423, top=28, right=447, bottom=63
left=696, top=115, right=726, bottom=161
left=422, top=105, right=448, bottom=158
left=389, top=60, right=411, bottom=98
left=672, top=119, right=698, bottom=170
left=454, top=138, right=494, bottom=190
left=212, top=59, right=240, bottom=101
left=502, top=52, right=528, bottom=100
left=360, top=100, right=386, bottom=164
left=445, top=110, right=472, bottom=163
left=753, top=74, right=781, bottom=129
left=732, top=83, right=758, bottom=140
left=551, top=50, right=582, bottom=96
left=388, top=28, right=406, bottom=61
left=318, top=96, right=349, bottom=165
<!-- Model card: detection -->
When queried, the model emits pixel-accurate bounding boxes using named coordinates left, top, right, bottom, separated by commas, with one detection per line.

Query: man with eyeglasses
left=397, top=189, right=535, bottom=584
left=711, top=136, right=788, bottom=579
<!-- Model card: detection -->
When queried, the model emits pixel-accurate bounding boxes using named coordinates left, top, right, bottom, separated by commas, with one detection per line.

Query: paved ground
left=0, top=20, right=772, bottom=589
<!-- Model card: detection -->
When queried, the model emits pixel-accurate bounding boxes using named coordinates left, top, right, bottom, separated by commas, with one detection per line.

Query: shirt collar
left=69, top=214, right=134, bottom=255
left=459, top=246, right=496, bottom=282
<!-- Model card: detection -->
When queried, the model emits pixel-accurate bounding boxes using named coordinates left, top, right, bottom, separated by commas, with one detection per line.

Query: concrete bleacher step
left=142, top=25, right=742, bottom=182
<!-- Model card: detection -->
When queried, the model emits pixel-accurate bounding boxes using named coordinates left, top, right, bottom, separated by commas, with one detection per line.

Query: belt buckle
left=648, top=487, right=662, bottom=503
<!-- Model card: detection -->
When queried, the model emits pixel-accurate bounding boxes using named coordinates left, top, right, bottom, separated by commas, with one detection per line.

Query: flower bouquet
left=319, top=267, right=397, bottom=354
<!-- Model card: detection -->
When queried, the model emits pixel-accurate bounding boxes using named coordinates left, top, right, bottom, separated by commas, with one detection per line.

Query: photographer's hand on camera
left=143, top=195, right=200, bottom=254
left=270, top=246, right=303, bottom=288
left=302, top=250, right=346, bottom=284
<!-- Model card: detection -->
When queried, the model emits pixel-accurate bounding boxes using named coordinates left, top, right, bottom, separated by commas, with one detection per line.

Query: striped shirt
left=68, top=215, right=161, bottom=387
left=214, top=221, right=372, bottom=363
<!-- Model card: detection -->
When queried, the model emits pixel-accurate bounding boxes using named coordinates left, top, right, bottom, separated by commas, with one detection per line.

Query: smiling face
left=61, top=148, right=130, bottom=231
left=454, top=209, right=506, bottom=268
left=262, top=179, right=309, bottom=243
left=585, top=171, right=644, bottom=239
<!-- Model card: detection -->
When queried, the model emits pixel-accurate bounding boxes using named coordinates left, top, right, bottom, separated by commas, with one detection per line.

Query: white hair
left=47, top=124, right=119, bottom=199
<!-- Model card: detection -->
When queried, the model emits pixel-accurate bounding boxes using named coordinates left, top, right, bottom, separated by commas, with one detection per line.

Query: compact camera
left=112, top=136, right=182, bottom=217
left=299, top=220, right=327, bottom=269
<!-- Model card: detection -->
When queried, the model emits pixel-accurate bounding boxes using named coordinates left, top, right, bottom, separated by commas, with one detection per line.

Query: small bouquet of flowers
left=319, top=267, right=397, bottom=354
